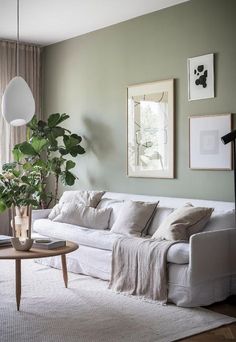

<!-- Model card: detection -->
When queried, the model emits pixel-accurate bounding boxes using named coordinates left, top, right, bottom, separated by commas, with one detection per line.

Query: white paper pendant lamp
left=2, top=76, right=35, bottom=126
left=1, top=0, right=35, bottom=127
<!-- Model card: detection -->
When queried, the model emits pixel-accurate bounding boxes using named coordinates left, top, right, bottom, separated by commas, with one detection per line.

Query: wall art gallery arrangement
left=126, top=52, right=231, bottom=179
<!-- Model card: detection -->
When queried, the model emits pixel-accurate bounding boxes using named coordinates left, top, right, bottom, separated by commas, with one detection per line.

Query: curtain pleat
left=0, top=40, right=42, bottom=166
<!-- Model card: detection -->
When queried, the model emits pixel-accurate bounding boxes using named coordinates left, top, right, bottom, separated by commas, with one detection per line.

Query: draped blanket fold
left=109, top=236, right=176, bottom=304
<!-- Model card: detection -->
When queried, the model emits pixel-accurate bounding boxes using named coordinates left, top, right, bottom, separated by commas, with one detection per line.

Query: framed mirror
left=127, top=79, right=174, bottom=178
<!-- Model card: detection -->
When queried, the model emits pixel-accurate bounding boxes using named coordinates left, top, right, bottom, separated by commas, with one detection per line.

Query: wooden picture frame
left=127, top=79, right=174, bottom=178
left=189, top=114, right=232, bottom=170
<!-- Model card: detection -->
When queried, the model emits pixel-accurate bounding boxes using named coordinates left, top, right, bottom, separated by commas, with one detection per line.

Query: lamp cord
left=16, top=0, right=19, bottom=76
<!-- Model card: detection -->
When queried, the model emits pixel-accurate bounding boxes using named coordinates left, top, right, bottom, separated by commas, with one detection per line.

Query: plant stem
left=54, top=174, right=59, bottom=206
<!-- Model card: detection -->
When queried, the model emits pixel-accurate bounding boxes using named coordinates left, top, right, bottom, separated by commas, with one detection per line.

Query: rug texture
left=0, top=260, right=235, bottom=342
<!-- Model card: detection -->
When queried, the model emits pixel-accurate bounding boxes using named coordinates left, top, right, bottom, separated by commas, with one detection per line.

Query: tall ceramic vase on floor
left=11, top=205, right=34, bottom=251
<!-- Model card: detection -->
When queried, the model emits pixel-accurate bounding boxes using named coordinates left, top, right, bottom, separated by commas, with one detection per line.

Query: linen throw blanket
left=109, top=237, right=176, bottom=304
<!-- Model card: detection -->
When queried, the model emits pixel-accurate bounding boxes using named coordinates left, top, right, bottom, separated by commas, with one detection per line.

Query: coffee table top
left=0, top=241, right=78, bottom=260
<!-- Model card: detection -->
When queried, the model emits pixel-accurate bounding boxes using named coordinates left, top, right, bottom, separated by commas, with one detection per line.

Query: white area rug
left=0, top=260, right=235, bottom=342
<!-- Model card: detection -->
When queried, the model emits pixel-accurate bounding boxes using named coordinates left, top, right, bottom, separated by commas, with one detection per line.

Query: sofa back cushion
left=110, top=200, right=158, bottom=237
left=203, top=209, right=235, bottom=231
left=48, top=190, right=105, bottom=221
left=48, top=203, right=61, bottom=221
left=53, top=202, right=111, bottom=230
left=96, top=198, right=124, bottom=228
left=152, top=204, right=214, bottom=241
left=59, top=190, right=105, bottom=208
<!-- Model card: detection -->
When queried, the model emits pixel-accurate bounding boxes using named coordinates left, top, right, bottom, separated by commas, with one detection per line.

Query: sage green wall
left=43, top=0, right=236, bottom=201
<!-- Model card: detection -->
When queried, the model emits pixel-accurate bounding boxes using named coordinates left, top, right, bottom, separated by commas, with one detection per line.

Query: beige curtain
left=0, top=40, right=42, bottom=166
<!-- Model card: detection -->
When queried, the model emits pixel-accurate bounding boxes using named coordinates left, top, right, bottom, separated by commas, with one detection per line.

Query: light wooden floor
left=181, top=297, right=236, bottom=341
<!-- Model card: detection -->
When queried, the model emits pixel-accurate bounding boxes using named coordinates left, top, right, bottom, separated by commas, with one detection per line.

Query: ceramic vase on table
left=11, top=205, right=34, bottom=251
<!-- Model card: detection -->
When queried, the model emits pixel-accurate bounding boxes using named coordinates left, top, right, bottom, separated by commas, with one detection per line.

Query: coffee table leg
left=61, top=254, right=68, bottom=288
left=15, top=259, right=21, bottom=311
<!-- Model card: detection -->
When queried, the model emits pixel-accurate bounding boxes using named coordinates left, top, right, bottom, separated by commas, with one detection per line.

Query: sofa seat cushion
left=33, top=219, right=122, bottom=251
left=34, top=219, right=190, bottom=264
left=167, top=243, right=189, bottom=264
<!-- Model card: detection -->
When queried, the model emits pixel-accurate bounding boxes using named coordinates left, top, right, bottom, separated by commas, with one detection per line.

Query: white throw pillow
left=111, top=200, right=158, bottom=237
left=59, top=190, right=105, bottom=208
left=48, top=203, right=62, bottom=220
left=152, top=203, right=214, bottom=241
left=53, top=202, right=112, bottom=230
left=96, top=198, right=125, bottom=229
left=147, top=207, right=175, bottom=236
left=48, top=190, right=105, bottom=220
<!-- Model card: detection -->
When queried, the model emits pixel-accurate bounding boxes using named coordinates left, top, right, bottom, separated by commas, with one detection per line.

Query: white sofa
left=32, top=191, right=236, bottom=307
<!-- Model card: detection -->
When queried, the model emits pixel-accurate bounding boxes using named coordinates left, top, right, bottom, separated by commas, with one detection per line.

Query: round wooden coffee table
left=0, top=241, right=78, bottom=311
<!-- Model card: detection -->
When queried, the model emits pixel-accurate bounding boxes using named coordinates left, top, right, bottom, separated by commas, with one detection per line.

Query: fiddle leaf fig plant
left=3, top=113, right=86, bottom=209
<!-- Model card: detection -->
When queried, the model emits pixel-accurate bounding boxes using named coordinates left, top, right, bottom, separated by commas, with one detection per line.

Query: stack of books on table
left=33, top=238, right=66, bottom=250
left=0, top=235, right=12, bottom=247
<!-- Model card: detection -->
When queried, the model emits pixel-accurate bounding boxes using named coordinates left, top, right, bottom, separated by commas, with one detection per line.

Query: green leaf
left=66, top=160, right=76, bottom=171
left=38, top=120, right=47, bottom=130
left=12, top=146, right=24, bottom=162
left=51, top=127, right=65, bottom=138
left=48, top=113, right=69, bottom=128
left=21, top=176, right=31, bottom=185
left=33, top=160, right=47, bottom=168
left=59, top=148, right=68, bottom=156
left=46, top=132, right=57, bottom=146
left=23, top=162, right=33, bottom=171
left=64, top=171, right=76, bottom=186
left=27, top=115, right=38, bottom=130
left=49, top=145, right=58, bottom=152
left=19, top=142, right=38, bottom=156
left=63, top=135, right=79, bottom=149
left=31, top=137, right=47, bottom=153
left=2, top=162, right=17, bottom=171
left=52, top=113, right=70, bottom=127
left=69, top=145, right=85, bottom=157
left=12, top=170, right=20, bottom=177
left=48, top=113, right=60, bottom=128
left=71, top=134, right=82, bottom=144
left=0, top=200, right=7, bottom=213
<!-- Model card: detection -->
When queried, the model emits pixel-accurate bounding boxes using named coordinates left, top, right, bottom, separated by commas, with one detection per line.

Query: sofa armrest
left=32, top=209, right=52, bottom=222
left=189, top=228, right=236, bottom=285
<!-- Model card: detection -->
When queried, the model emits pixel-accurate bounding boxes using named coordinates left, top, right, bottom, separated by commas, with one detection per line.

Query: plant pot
left=11, top=205, right=33, bottom=251
left=11, top=237, right=34, bottom=251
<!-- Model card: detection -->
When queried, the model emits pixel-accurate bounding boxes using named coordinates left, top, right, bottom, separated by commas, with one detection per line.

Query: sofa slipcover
left=33, top=191, right=236, bottom=307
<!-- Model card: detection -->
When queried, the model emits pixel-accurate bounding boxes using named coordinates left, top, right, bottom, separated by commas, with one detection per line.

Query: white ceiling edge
left=0, top=0, right=190, bottom=46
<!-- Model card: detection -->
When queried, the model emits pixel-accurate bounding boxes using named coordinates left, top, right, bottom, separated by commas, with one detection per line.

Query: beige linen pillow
left=111, top=200, right=159, bottom=237
left=53, top=202, right=112, bottom=230
left=152, top=203, right=214, bottom=241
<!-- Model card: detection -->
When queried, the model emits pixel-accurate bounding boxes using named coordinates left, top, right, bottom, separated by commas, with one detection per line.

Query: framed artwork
left=187, top=53, right=214, bottom=101
left=189, top=114, right=232, bottom=170
left=127, top=79, right=174, bottom=178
